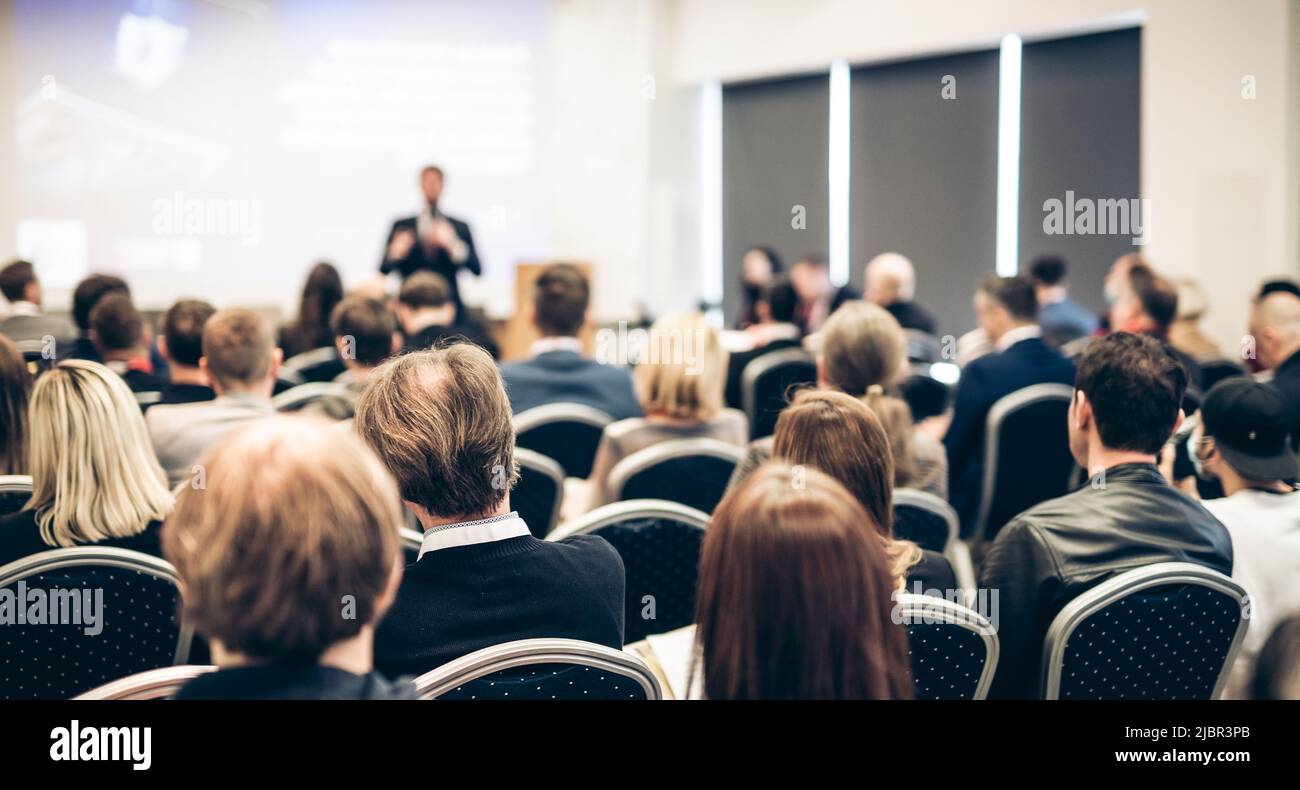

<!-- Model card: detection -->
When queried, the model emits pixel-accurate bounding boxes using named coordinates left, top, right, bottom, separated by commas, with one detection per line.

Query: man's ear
left=391, top=332, right=403, bottom=355
left=157, top=335, right=170, bottom=361
left=269, top=347, right=283, bottom=377
left=1170, top=408, right=1185, bottom=438
left=1073, top=390, right=1092, bottom=430
left=815, top=354, right=826, bottom=387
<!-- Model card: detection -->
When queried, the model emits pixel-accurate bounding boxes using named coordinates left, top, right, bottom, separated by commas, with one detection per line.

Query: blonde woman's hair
left=25, top=360, right=174, bottom=547
left=634, top=312, right=727, bottom=421
left=820, top=301, right=906, bottom=394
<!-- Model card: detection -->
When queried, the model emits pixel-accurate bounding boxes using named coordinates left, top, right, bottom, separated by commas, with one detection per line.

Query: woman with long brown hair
left=279, top=261, right=345, bottom=358
left=693, top=464, right=913, bottom=699
left=771, top=388, right=956, bottom=591
left=0, top=335, right=32, bottom=475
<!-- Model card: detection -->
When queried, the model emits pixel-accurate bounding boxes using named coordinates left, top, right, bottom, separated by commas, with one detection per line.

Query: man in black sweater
left=356, top=342, right=626, bottom=677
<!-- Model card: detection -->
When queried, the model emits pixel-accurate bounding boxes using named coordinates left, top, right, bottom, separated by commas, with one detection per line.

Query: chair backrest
left=0, top=474, right=33, bottom=518
left=1060, top=335, right=1093, bottom=359
left=513, top=403, right=615, bottom=479
left=973, top=383, right=1075, bottom=543
left=281, top=346, right=345, bottom=383
left=606, top=438, right=745, bottom=514
left=0, top=547, right=193, bottom=699
left=134, top=390, right=162, bottom=408
left=400, top=527, right=423, bottom=565
left=740, top=347, right=817, bottom=440
left=550, top=499, right=710, bottom=644
left=897, top=593, right=998, bottom=700
left=891, top=488, right=956, bottom=554
left=898, top=368, right=953, bottom=422
left=413, top=638, right=663, bottom=700
left=15, top=339, right=53, bottom=377
left=1197, top=358, right=1246, bottom=391
left=514, top=448, right=565, bottom=537
left=903, top=329, right=942, bottom=364
left=1041, top=562, right=1248, bottom=700
left=271, top=381, right=350, bottom=412
left=74, top=665, right=217, bottom=700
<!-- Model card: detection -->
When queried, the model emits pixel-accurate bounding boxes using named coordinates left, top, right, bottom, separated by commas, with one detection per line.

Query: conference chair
left=400, top=526, right=423, bottom=565
left=741, top=347, right=817, bottom=440
left=605, top=438, right=745, bottom=514
left=134, top=390, right=162, bottom=408
left=74, top=665, right=217, bottom=700
left=549, top=499, right=710, bottom=644
left=1198, top=358, right=1246, bottom=391
left=0, top=547, right=193, bottom=700
left=514, top=448, right=565, bottom=537
left=898, top=593, right=999, bottom=700
left=275, top=368, right=306, bottom=391
left=0, top=474, right=32, bottom=517
left=1041, top=563, right=1248, bottom=700
left=969, top=383, right=1075, bottom=545
left=898, top=366, right=953, bottom=423
left=281, top=346, right=346, bottom=383
left=513, top=403, right=615, bottom=480
left=892, top=488, right=976, bottom=601
left=15, top=339, right=53, bottom=377
left=413, top=638, right=663, bottom=700
left=1060, top=336, right=1093, bottom=359
left=270, top=381, right=350, bottom=412
left=904, top=329, right=942, bottom=364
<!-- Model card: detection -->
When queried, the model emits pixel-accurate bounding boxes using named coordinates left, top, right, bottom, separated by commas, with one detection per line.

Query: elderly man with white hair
left=863, top=252, right=937, bottom=335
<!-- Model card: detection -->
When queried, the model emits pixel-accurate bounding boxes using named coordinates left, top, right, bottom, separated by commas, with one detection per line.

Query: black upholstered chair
left=892, top=488, right=976, bottom=597
left=1197, top=358, right=1246, bottom=392
left=514, top=403, right=615, bottom=480
left=1041, top=562, right=1248, bottom=700
left=898, top=593, right=998, bottom=700
left=898, top=367, right=954, bottom=423
left=549, top=499, right=709, bottom=644
left=904, top=329, right=942, bottom=364
left=740, top=348, right=817, bottom=440
left=514, top=448, right=565, bottom=537
left=413, top=638, right=662, bottom=700
left=606, top=438, right=744, bottom=514
left=15, top=339, right=54, bottom=377
left=281, top=346, right=346, bottom=384
left=270, top=381, right=351, bottom=412
left=74, top=665, right=216, bottom=700
left=970, top=383, right=1075, bottom=543
left=0, top=475, right=32, bottom=518
left=0, top=547, right=193, bottom=700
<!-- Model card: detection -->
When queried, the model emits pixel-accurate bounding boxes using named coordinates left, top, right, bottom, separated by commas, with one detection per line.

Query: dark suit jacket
left=944, top=336, right=1077, bottom=527
left=500, top=349, right=642, bottom=420
left=175, top=665, right=415, bottom=700
left=379, top=212, right=481, bottom=310
left=886, top=300, right=938, bottom=335
left=724, top=337, right=802, bottom=411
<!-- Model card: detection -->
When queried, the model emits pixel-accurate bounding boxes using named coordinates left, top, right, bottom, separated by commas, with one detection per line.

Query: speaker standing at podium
left=379, top=165, right=481, bottom=312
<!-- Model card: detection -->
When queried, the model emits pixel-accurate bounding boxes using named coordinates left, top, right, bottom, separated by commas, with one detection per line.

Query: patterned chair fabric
left=414, top=638, right=662, bottom=700
left=513, top=449, right=565, bottom=537
left=893, top=504, right=951, bottom=554
left=0, top=548, right=191, bottom=700
left=741, top=349, right=817, bottom=440
left=898, top=593, right=998, bottom=700
left=436, top=663, right=651, bottom=700
left=608, top=440, right=743, bottom=515
left=0, top=475, right=32, bottom=518
left=514, top=404, right=614, bottom=480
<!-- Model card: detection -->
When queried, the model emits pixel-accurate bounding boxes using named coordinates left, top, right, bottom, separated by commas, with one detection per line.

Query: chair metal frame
left=903, top=329, right=942, bottom=364
left=281, top=346, right=341, bottom=374
left=513, top=402, right=616, bottom=436
left=604, top=438, right=746, bottom=507
left=896, top=592, right=999, bottom=700
left=412, top=637, right=663, bottom=700
left=739, top=347, right=817, bottom=430
left=74, top=665, right=217, bottom=700
left=400, top=527, right=423, bottom=557
left=548, top=498, right=711, bottom=542
left=271, top=381, right=350, bottom=412
left=0, top=474, right=33, bottom=497
left=972, top=383, right=1075, bottom=545
left=893, top=487, right=976, bottom=604
left=1040, top=562, right=1250, bottom=700
left=134, top=391, right=162, bottom=407
left=515, top=447, right=566, bottom=535
left=0, top=547, right=195, bottom=665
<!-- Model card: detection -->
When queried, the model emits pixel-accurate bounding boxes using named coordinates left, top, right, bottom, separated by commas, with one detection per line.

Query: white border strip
left=995, top=33, right=1023, bottom=276
left=828, top=59, right=851, bottom=287
left=699, top=80, right=724, bottom=314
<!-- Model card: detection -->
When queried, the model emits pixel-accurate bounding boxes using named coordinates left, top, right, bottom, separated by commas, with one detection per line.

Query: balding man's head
left=864, top=252, right=916, bottom=306
left=1250, top=292, right=1300, bottom=370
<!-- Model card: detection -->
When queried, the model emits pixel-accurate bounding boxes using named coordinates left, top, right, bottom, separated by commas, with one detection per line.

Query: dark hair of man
left=331, top=296, right=396, bottom=367
left=761, top=275, right=799, bottom=324
left=162, top=299, right=216, bottom=367
left=1075, top=332, right=1188, bottom=454
left=0, top=260, right=36, bottom=303
left=398, top=271, right=451, bottom=310
left=791, top=253, right=829, bottom=271
left=1258, top=279, right=1300, bottom=301
left=978, top=275, right=1038, bottom=322
left=532, top=263, right=589, bottom=337
left=1129, top=264, right=1178, bottom=331
left=421, top=165, right=444, bottom=180
left=89, top=292, right=144, bottom=352
left=1028, top=255, right=1067, bottom=287
left=73, top=274, right=130, bottom=331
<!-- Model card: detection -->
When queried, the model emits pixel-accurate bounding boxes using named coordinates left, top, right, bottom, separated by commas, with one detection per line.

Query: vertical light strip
left=995, top=33, right=1023, bottom=276
left=699, top=80, right=724, bottom=322
left=828, top=59, right=851, bottom=286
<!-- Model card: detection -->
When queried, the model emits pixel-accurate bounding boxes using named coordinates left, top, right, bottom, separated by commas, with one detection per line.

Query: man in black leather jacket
left=979, top=332, right=1233, bottom=699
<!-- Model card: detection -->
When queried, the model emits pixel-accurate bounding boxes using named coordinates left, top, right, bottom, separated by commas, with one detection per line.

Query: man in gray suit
left=147, top=308, right=281, bottom=487
left=0, top=260, right=76, bottom=350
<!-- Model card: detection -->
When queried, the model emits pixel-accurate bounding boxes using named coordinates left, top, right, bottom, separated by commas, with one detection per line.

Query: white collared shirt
left=994, top=323, right=1042, bottom=352
left=418, top=511, right=531, bottom=559
left=530, top=336, right=583, bottom=358
left=6, top=301, right=39, bottom=317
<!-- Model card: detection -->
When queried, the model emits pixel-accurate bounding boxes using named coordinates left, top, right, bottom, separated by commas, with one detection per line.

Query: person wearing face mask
left=1186, top=378, right=1300, bottom=698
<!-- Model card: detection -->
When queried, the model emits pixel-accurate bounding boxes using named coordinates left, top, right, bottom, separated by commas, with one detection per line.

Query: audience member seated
left=790, top=253, right=858, bottom=334
left=1182, top=378, right=1300, bottom=698
left=945, top=275, right=1076, bottom=528
left=154, top=299, right=217, bottom=407
left=1248, top=290, right=1300, bottom=433
left=278, top=261, right=344, bottom=359
left=66, top=273, right=129, bottom=362
left=586, top=312, right=747, bottom=509
left=1252, top=615, right=1300, bottom=700
left=0, top=259, right=75, bottom=348
left=394, top=271, right=498, bottom=358
left=166, top=417, right=414, bottom=700
left=979, top=333, right=1233, bottom=699
left=146, top=308, right=280, bottom=487
left=1027, top=255, right=1096, bottom=347
left=353, top=342, right=626, bottom=676
left=735, top=245, right=783, bottom=329
left=89, top=292, right=168, bottom=394
left=863, top=252, right=937, bottom=335
left=307, top=296, right=401, bottom=420
left=771, top=389, right=955, bottom=592
left=499, top=262, right=640, bottom=419
left=0, top=335, right=31, bottom=475
left=1169, top=277, right=1225, bottom=362
left=1108, top=261, right=1202, bottom=387
left=724, top=274, right=802, bottom=409
left=693, top=464, right=913, bottom=699
left=0, top=360, right=173, bottom=566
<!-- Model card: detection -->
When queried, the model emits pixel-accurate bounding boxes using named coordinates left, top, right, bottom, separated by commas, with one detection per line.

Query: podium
left=497, top=262, right=595, bottom=362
